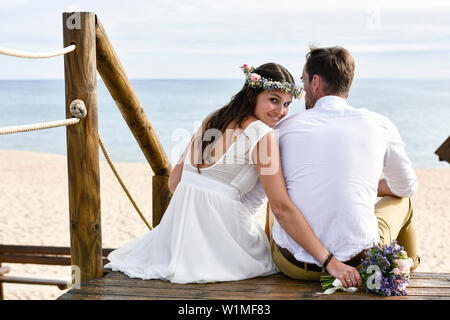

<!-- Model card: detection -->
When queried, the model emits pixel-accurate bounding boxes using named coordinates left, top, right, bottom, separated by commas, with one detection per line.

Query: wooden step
left=58, top=271, right=450, bottom=300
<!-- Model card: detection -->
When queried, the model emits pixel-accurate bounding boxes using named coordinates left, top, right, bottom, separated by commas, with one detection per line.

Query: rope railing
left=0, top=118, right=80, bottom=135
left=0, top=100, right=86, bottom=135
left=0, top=44, right=75, bottom=59
left=0, top=98, right=152, bottom=230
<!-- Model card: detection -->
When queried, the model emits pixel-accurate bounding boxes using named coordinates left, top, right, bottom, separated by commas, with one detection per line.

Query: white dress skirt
left=105, top=120, right=279, bottom=283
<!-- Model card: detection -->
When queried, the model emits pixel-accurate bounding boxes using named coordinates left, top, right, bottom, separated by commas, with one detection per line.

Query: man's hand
left=326, top=258, right=363, bottom=288
left=377, top=178, right=399, bottom=197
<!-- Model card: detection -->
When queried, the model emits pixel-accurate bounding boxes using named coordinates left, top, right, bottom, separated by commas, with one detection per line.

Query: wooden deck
left=58, top=270, right=450, bottom=300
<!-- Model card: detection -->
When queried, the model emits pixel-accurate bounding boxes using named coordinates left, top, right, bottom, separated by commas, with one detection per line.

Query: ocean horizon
left=0, top=78, right=449, bottom=168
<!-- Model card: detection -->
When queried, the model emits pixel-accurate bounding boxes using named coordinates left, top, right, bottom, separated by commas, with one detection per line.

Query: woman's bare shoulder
left=241, top=116, right=260, bottom=130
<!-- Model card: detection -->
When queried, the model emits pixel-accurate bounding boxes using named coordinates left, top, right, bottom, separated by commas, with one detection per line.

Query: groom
left=266, top=46, right=420, bottom=281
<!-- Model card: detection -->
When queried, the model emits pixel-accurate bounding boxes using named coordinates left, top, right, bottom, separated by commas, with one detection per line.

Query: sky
left=1, top=0, right=450, bottom=79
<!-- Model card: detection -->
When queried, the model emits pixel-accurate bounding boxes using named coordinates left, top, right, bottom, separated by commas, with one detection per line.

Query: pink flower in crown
left=393, top=268, right=401, bottom=275
left=250, top=73, right=261, bottom=82
left=242, top=64, right=250, bottom=71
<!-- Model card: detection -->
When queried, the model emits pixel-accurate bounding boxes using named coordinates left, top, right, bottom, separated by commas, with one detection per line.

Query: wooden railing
left=63, top=12, right=173, bottom=283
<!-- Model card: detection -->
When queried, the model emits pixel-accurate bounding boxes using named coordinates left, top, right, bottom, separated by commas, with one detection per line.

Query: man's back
left=273, top=95, right=417, bottom=265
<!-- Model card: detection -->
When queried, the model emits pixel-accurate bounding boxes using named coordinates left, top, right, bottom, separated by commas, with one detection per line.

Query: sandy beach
left=0, top=149, right=449, bottom=300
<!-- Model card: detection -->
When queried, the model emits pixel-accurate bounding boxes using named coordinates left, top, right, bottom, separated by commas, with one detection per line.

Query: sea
left=0, top=79, right=449, bottom=168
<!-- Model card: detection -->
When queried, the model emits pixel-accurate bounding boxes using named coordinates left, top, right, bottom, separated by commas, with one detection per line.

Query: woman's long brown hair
left=193, top=62, right=295, bottom=173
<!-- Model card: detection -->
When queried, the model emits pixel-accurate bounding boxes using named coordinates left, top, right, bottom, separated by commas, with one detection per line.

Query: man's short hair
left=305, top=46, right=355, bottom=96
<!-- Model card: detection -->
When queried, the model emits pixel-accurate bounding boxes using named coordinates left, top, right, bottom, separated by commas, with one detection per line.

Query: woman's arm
left=254, top=131, right=362, bottom=288
left=168, top=145, right=189, bottom=193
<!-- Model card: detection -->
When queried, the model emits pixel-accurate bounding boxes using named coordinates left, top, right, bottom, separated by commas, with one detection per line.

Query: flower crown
left=241, top=64, right=305, bottom=99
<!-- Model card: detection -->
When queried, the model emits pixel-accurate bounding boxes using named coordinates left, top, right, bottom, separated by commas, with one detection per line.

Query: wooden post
left=95, top=16, right=172, bottom=226
left=63, top=12, right=102, bottom=282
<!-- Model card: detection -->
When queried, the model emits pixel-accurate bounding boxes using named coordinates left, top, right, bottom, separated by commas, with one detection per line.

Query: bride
left=105, top=63, right=361, bottom=285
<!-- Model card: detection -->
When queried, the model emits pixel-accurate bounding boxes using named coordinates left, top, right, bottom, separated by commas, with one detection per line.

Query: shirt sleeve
left=383, top=118, right=418, bottom=197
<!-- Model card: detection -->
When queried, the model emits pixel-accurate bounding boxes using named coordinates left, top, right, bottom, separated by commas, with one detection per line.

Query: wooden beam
left=94, top=16, right=172, bottom=226
left=0, top=254, right=71, bottom=266
left=0, top=245, right=114, bottom=257
left=57, top=271, right=450, bottom=300
left=0, top=254, right=110, bottom=266
left=63, top=11, right=103, bottom=282
left=0, top=276, right=69, bottom=290
left=152, top=175, right=172, bottom=227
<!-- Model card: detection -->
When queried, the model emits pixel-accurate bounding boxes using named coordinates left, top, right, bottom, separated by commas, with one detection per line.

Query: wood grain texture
left=152, top=175, right=172, bottom=226
left=0, top=245, right=114, bottom=256
left=95, top=16, right=172, bottom=226
left=63, top=12, right=102, bottom=282
left=0, top=276, right=69, bottom=290
left=58, top=271, right=450, bottom=300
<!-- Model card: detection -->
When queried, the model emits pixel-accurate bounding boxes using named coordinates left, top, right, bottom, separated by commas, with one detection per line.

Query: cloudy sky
left=1, top=0, right=450, bottom=79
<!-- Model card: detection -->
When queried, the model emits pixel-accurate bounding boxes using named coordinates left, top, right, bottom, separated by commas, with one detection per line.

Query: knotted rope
left=0, top=100, right=86, bottom=135
left=0, top=45, right=76, bottom=59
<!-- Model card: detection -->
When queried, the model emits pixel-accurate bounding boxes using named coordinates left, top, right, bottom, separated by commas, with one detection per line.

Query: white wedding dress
left=105, top=120, right=279, bottom=283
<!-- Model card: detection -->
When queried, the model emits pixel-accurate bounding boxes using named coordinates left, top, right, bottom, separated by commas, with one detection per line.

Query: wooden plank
left=101, top=271, right=450, bottom=289
left=58, top=292, right=165, bottom=300
left=86, top=276, right=326, bottom=292
left=58, top=271, right=450, bottom=300
left=0, top=245, right=114, bottom=257
left=94, top=279, right=450, bottom=295
left=103, top=269, right=450, bottom=280
left=63, top=11, right=102, bottom=282
left=82, top=276, right=450, bottom=294
left=58, top=291, right=450, bottom=300
left=60, top=283, right=450, bottom=300
left=83, top=278, right=450, bottom=297
left=62, top=285, right=306, bottom=300
left=0, top=254, right=71, bottom=265
left=0, top=276, right=69, bottom=290
left=0, top=254, right=110, bottom=266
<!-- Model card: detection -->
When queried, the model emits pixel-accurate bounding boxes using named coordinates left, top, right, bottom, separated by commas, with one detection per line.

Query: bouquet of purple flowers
left=320, top=241, right=414, bottom=296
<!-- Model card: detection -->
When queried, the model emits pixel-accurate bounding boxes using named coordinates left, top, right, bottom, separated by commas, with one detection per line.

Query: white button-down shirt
left=272, top=95, right=418, bottom=265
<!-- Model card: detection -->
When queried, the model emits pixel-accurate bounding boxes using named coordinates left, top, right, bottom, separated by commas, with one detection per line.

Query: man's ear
left=312, top=74, right=320, bottom=93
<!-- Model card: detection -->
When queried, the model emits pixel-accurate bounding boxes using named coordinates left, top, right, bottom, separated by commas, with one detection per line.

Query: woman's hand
left=325, top=257, right=363, bottom=288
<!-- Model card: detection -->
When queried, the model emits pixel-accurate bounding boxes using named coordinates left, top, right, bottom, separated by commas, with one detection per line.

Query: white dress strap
left=244, top=120, right=273, bottom=164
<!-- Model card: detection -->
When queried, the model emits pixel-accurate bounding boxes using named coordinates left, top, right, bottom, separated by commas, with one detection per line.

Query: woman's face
left=254, top=90, right=292, bottom=127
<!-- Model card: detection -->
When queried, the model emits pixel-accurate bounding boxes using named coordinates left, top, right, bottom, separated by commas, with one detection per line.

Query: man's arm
left=254, top=131, right=363, bottom=288
left=382, top=118, right=418, bottom=197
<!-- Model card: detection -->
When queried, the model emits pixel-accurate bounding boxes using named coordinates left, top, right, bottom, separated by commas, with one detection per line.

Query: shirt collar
left=313, top=95, right=349, bottom=110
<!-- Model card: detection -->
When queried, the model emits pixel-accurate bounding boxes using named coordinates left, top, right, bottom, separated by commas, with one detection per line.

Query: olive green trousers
left=265, top=196, right=420, bottom=281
